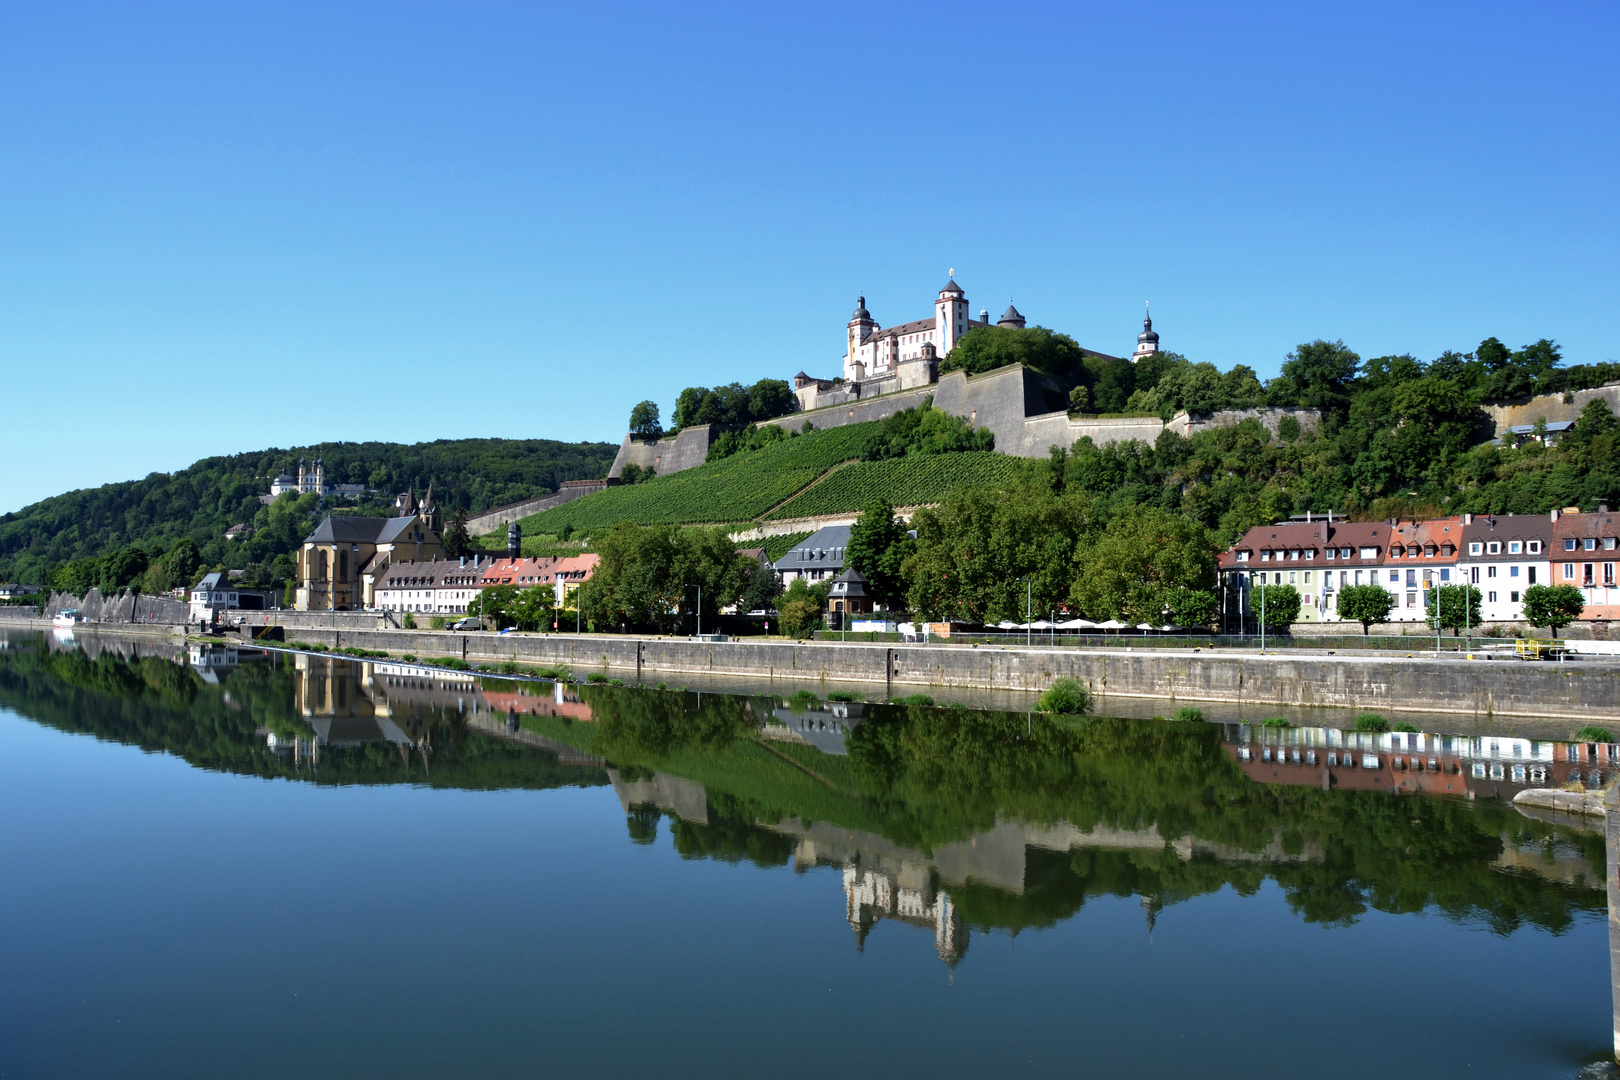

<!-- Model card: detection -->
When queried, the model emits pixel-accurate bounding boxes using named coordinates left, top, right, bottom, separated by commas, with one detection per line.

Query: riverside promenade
left=5, top=612, right=1616, bottom=722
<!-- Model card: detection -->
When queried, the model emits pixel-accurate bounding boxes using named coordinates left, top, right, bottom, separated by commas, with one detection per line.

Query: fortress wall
left=465, top=482, right=611, bottom=535
left=608, top=424, right=717, bottom=479
left=1483, top=382, right=1620, bottom=435
left=1173, top=406, right=1322, bottom=440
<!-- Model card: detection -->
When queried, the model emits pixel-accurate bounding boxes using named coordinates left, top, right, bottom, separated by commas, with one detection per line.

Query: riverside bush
left=1575, top=725, right=1615, bottom=742
left=1036, top=678, right=1092, bottom=716
left=1355, top=713, right=1389, bottom=732
left=1172, top=706, right=1204, bottom=722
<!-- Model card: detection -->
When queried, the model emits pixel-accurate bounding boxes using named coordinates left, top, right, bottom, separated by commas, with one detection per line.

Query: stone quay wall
left=465, top=480, right=614, bottom=536
left=265, top=629, right=1620, bottom=722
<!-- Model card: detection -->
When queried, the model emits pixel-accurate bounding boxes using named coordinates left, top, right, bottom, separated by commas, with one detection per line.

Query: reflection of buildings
left=762, top=701, right=864, bottom=755
left=844, top=865, right=965, bottom=966
left=1220, top=722, right=1620, bottom=801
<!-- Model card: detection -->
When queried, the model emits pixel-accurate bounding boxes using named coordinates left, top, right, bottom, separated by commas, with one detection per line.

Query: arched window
left=339, top=549, right=349, bottom=581
left=318, top=550, right=329, bottom=581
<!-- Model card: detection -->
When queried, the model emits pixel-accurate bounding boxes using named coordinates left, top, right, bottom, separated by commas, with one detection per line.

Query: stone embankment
left=258, top=628, right=1618, bottom=722
left=1513, top=788, right=1611, bottom=817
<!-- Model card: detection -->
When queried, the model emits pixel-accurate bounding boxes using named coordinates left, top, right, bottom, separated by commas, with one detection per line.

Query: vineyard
left=765, top=453, right=1022, bottom=520
left=512, top=420, right=1027, bottom=537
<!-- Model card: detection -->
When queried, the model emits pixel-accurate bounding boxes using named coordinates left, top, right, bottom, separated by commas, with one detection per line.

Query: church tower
left=846, top=296, right=876, bottom=381
left=1133, top=303, right=1160, bottom=362
left=934, top=277, right=967, bottom=358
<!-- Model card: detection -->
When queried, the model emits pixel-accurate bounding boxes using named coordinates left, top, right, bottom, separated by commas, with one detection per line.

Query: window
left=1325, top=548, right=1336, bottom=560
left=1487, top=566, right=1497, bottom=579
left=1468, top=542, right=1482, bottom=555
left=1406, top=569, right=1417, bottom=587
left=1289, top=549, right=1300, bottom=561
left=1407, top=592, right=1417, bottom=607
left=1488, top=591, right=1498, bottom=603
left=1261, top=550, right=1272, bottom=561
left=1528, top=567, right=1537, bottom=584
left=1440, top=568, right=1450, bottom=582
left=1508, top=541, right=1522, bottom=554
left=1470, top=567, right=1480, bottom=583
left=1608, top=538, right=1618, bottom=551
left=1585, top=538, right=1598, bottom=551
left=1304, top=571, right=1313, bottom=584
left=1510, top=591, right=1519, bottom=602
left=1528, top=540, right=1542, bottom=554
left=1390, top=547, right=1402, bottom=559
left=1607, top=564, right=1616, bottom=585
left=1359, top=547, right=1377, bottom=559
left=1510, top=565, right=1519, bottom=577
left=1487, top=541, right=1501, bottom=554
left=1304, top=549, right=1314, bottom=560
left=1566, top=539, right=1578, bottom=551
left=1389, top=569, right=1399, bottom=582
left=1236, top=551, right=1249, bottom=562
left=1565, top=563, right=1576, bottom=580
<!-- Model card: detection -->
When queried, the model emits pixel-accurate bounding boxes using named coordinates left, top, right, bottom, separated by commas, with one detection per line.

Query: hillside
left=0, top=438, right=617, bottom=586
left=505, top=420, right=1020, bottom=536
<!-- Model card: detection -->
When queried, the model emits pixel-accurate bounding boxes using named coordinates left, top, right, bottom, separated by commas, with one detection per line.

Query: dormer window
left=1508, top=541, right=1522, bottom=554
left=1585, top=538, right=1597, bottom=551
left=1325, top=548, right=1336, bottom=560
left=1341, top=547, right=1352, bottom=559
left=1469, top=542, right=1482, bottom=555
left=1487, top=541, right=1501, bottom=555
left=1304, top=549, right=1314, bottom=560
left=1407, top=544, right=1421, bottom=557
left=1390, top=547, right=1402, bottom=558
left=1607, top=537, right=1617, bottom=550
left=1236, top=551, right=1250, bottom=562
left=1424, top=544, right=1437, bottom=556
left=1261, top=550, right=1272, bottom=562
left=1441, top=543, right=1454, bottom=556
left=1289, top=549, right=1300, bottom=561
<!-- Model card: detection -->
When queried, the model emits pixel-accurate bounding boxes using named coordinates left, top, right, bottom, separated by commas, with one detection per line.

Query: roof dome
left=1137, top=306, right=1158, bottom=345
left=851, top=296, right=872, bottom=322
left=939, top=278, right=964, bottom=296
left=998, top=303, right=1025, bottom=328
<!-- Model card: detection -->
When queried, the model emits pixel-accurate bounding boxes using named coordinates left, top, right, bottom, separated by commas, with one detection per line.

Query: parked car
left=450, top=617, right=482, bottom=631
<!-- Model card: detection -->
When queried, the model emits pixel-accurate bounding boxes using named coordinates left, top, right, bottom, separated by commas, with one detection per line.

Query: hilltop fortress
left=610, top=276, right=1315, bottom=481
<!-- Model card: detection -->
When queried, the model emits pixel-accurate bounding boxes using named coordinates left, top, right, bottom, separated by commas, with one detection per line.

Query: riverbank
left=257, top=625, right=1618, bottom=723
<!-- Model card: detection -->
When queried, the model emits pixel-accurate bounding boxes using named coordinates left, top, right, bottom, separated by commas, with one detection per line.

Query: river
left=0, top=630, right=1613, bottom=1078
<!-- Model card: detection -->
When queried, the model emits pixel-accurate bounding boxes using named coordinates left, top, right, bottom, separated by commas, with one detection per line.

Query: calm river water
left=1, top=630, right=1613, bottom=1079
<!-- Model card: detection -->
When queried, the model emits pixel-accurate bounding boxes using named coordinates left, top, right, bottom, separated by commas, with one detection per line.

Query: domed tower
left=934, top=276, right=967, bottom=357
left=846, top=296, right=876, bottom=381
left=1133, top=303, right=1160, bottom=362
left=997, top=302, right=1026, bottom=329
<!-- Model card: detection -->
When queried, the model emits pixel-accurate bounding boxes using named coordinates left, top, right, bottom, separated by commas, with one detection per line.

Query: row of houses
left=372, top=554, right=599, bottom=615
left=1218, top=506, right=1619, bottom=628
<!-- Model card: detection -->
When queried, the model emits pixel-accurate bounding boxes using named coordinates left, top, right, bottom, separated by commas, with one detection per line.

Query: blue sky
left=2, top=1, right=1615, bottom=514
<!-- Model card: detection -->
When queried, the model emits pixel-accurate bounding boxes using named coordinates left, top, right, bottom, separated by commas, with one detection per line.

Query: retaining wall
left=465, top=481, right=614, bottom=536
left=608, top=425, right=717, bottom=479
left=1484, top=382, right=1620, bottom=437
left=270, top=629, right=1620, bottom=721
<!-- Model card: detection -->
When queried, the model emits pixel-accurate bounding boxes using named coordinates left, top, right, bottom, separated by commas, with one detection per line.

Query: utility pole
left=1260, top=577, right=1266, bottom=653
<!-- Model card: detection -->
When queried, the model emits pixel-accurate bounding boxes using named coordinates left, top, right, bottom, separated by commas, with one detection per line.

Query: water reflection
left=0, top=633, right=1606, bottom=962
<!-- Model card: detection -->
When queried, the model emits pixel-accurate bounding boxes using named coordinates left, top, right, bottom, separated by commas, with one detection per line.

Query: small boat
left=51, top=609, right=83, bottom=628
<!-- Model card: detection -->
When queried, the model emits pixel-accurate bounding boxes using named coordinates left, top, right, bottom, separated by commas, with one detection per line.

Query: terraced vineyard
left=512, top=421, right=1025, bottom=536
left=765, top=452, right=1021, bottom=520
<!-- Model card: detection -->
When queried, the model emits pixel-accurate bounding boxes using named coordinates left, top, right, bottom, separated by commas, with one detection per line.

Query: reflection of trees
left=584, top=696, right=1606, bottom=937
left=0, top=641, right=607, bottom=793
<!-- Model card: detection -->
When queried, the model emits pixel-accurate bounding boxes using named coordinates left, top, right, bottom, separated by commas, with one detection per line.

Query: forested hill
left=0, top=438, right=616, bottom=587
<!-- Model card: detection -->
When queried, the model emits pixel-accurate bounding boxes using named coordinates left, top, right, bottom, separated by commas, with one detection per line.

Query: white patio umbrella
left=1056, top=618, right=1096, bottom=630
left=1095, top=619, right=1127, bottom=630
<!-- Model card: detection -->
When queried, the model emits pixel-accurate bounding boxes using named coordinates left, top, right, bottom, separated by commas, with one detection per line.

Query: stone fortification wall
left=45, top=588, right=189, bottom=625
left=1172, top=406, right=1321, bottom=441
left=767, top=364, right=1321, bottom=460
left=271, top=629, right=1620, bottom=721
left=465, top=480, right=613, bottom=536
left=1483, top=382, right=1620, bottom=435
left=608, top=424, right=717, bottom=479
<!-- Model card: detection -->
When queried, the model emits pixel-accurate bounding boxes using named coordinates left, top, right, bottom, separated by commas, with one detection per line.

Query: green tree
left=1165, top=586, right=1216, bottom=629
left=942, top=325, right=1088, bottom=382
left=846, top=498, right=915, bottom=611
left=1256, top=582, right=1302, bottom=629
left=629, top=400, right=662, bottom=439
left=1069, top=506, right=1215, bottom=623
left=776, top=577, right=829, bottom=637
left=1268, top=339, right=1361, bottom=413
left=442, top=513, right=473, bottom=558
left=474, top=584, right=520, bottom=629
left=1336, top=584, right=1394, bottom=634
left=1521, top=584, right=1584, bottom=637
left=741, top=562, right=782, bottom=613
left=1424, top=583, right=1483, bottom=636
left=508, top=585, right=557, bottom=631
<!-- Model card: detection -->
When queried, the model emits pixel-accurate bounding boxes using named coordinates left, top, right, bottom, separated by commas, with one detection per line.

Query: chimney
left=1551, top=509, right=1560, bottom=523
left=1602, top=504, right=1610, bottom=514
left=459, top=556, right=466, bottom=567
left=1464, top=513, right=1472, bottom=525
left=1306, top=511, right=1312, bottom=523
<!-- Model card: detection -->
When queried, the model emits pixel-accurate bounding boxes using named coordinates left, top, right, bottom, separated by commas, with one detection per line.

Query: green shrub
left=500, top=660, right=519, bottom=674
left=946, top=701, right=968, bottom=710
left=826, top=691, right=860, bottom=703
left=1354, top=713, right=1389, bottom=732
left=1172, top=706, right=1204, bottom=722
left=607, top=678, right=624, bottom=686
left=1393, top=721, right=1419, bottom=733
left=1261, top=717, right=1292, bottom=728
left=1575, top=725, right=1615, bottom=742
left=402, top=612, right=416, bottom=629
left=586, top=672, right=609, bottom=683
left=426, top=656, right=470, bottom=671
left=533, top=666, right=571, bottom=681
left=429, top=615, right=446, bottom=630
left=890, top=693, right=936, bottom=707
left=788, top=689, right=819, bottom=702
left=1036, top=678, right=1092, bottom=716
left=401, top=654, right=417, bottom=663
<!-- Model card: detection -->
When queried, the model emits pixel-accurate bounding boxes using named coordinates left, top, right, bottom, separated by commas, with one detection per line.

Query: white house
left=1455, top=513, right=1553, bottom=624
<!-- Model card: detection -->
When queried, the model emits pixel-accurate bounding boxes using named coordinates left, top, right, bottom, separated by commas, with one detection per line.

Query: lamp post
left=1259, top=576, right=1266, bottom=653
left=685, top=583, right=701, bottom=638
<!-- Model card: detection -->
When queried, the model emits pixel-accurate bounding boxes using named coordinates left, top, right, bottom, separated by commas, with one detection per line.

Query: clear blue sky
left=2, top=1, right=1616, bottom=514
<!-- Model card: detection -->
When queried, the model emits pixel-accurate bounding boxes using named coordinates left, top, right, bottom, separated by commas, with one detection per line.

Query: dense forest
left=0, top=437, right=617, bottom=587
